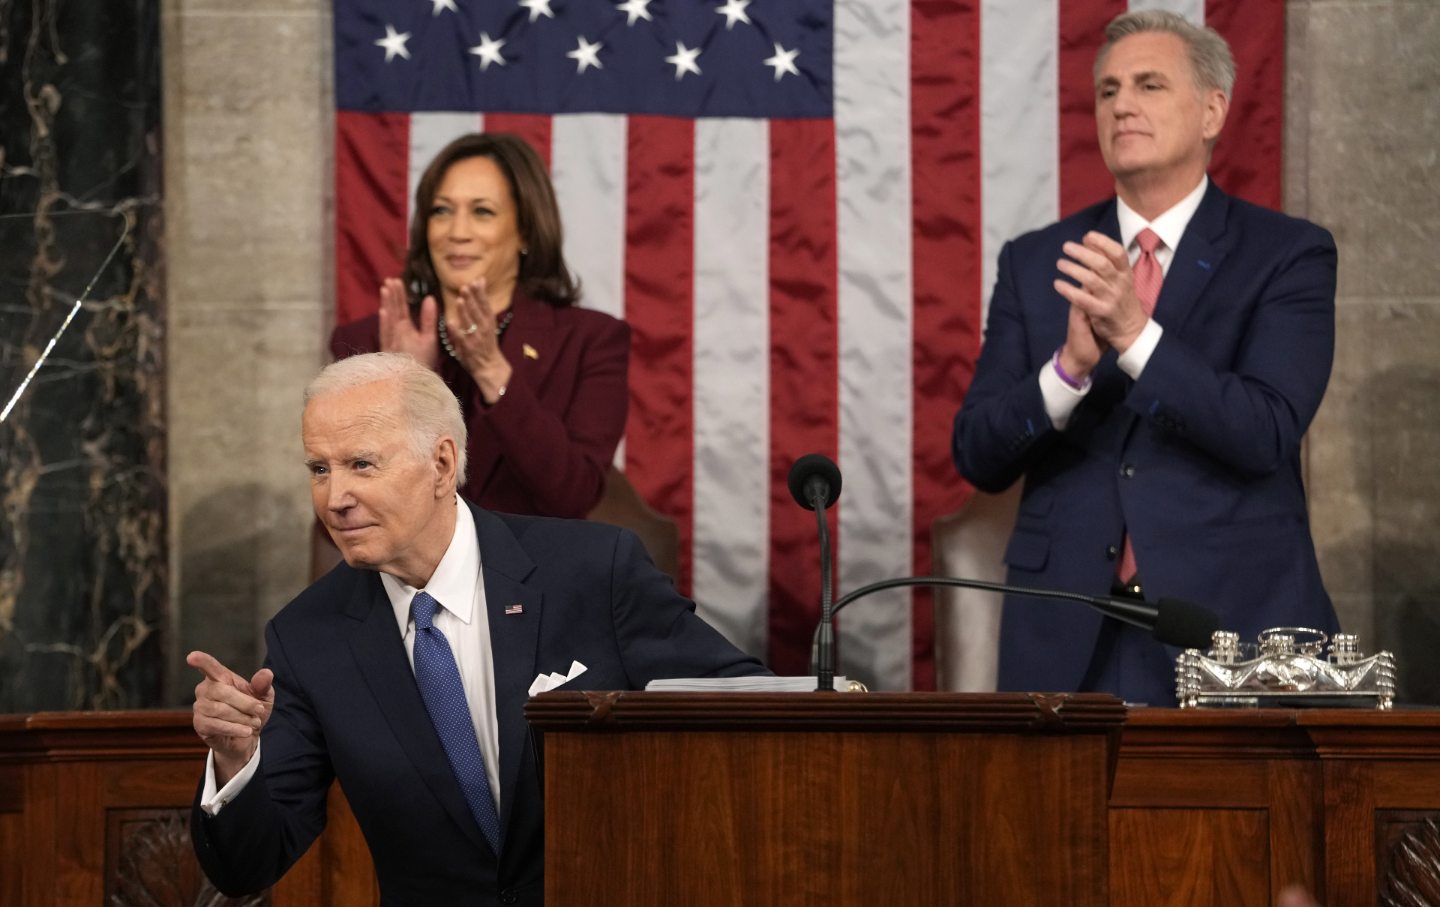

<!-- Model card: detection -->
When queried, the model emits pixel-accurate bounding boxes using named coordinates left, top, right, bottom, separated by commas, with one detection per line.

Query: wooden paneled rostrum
left=5, top=701, right=1440, bottom=905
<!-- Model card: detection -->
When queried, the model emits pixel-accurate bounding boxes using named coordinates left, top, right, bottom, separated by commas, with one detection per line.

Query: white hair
left=305, top=352, right=468, bottom=482
left=1097, top=9, right=1236, bottom=98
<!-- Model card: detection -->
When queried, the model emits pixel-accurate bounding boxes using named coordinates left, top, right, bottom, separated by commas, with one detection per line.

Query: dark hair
left=402, top=133, right=580, bottom=308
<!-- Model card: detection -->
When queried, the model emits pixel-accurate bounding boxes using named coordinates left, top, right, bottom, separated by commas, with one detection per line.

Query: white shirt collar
left=382, top=496, right=482, bottom=634
left=1116, top=175, right=1208, bottom=256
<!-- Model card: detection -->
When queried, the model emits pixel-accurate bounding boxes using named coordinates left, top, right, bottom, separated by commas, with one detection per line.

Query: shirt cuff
left=1117, top=319, right=1164, bottom=379
left=1039, top=361, right=1088, bottom=431
left=200, top=742, right=261, bottom=817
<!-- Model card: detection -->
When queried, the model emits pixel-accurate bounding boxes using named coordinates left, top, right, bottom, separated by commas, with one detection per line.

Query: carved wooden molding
left=107, top=808, right=267, bottom=907
left=1381, top=815, right=1440, bottom=907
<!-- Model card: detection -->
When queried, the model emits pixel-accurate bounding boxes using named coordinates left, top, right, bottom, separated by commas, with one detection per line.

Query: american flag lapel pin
left=504, top=603, right=524, bottom=616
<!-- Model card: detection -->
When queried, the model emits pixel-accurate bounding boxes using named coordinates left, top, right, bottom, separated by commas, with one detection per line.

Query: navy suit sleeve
left=605, top=529, right=771, bottom=685
left=191, top=622, right=333, bottom=896
left=1127, top=223, right=1336, bottom=477
left=952, top=239, right=1061, bottom=492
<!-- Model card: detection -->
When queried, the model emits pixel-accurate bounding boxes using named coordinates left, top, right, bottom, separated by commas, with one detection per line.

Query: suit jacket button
left=1106, top=544, right=1119, bottom=560
left=500, top=889, right=518, bottom=904
left=1120, top=463, right=1135, bottom=478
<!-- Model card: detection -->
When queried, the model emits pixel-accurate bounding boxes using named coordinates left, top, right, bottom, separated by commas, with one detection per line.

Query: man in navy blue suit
left=187, top=351, right=767, bottom=905
left=953, top=10, right=1339, bottom=706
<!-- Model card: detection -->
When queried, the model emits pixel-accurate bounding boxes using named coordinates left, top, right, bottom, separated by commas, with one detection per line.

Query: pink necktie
left=1117, top=228, right=1163, bottom=585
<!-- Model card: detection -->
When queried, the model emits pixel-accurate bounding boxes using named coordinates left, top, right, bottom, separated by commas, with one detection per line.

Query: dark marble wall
left=0, top=0, right=165, bottom=710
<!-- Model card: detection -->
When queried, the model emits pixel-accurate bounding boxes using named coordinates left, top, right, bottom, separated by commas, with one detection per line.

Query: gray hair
left=305, top=352, right=468, bottom=483
left=1096, top=10, right=1236, bottom=98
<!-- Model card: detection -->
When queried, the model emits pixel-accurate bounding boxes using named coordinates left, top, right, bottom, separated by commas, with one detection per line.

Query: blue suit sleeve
left=605, top=529, right=771, bottom=685
left=953, top=239, right=1059, bottom=492
left=191, top=623, right=333, bottom=896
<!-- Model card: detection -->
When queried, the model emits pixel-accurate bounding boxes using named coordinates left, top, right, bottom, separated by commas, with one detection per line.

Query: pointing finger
left=187, top=650, right=236, bottom=685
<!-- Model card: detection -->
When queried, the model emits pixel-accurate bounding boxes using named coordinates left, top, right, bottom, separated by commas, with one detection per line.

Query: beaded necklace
left=437, top=309, right=516, bottom=361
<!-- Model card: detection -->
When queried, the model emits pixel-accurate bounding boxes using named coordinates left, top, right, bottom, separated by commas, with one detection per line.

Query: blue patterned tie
left=410, top=590, right=502, bottom=853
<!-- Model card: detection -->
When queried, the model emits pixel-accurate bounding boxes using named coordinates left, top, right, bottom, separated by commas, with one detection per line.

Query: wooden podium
left=524, top=691, right=1127, bottom=906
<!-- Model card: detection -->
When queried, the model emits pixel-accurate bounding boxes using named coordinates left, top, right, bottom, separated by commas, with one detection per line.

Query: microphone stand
left=813, top=489, right=836, bottom=692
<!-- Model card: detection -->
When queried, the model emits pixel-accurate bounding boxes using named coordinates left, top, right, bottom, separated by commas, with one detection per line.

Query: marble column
left=161, top=0, right=332, bottom=702
left=0, top=0, right=166, bottom=710
left=1292, top=0, right=1440, bottom=704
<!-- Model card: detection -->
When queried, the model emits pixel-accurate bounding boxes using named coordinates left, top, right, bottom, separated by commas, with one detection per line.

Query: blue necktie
left=410, top=590, right=502, bottom=853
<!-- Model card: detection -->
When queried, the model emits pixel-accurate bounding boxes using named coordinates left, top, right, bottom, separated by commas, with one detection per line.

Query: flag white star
left=567, top=36, right=603, bottom=74
left=763, top=43, right=800, bottom=81
left=469, top=31, right=507, bottom=71
left=375, top=24, right=412, bottom=62
left=519, top=0, right=555, bottom=22
left=429, top=0, right=458, bottom=15
left=616, top=0, right=652, bottom=26
left=715, top=0, right=752, bottom=30
left=664, top=41, right=702, bottom=80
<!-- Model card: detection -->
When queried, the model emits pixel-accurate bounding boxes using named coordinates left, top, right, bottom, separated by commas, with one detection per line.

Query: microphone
left=811, top=575, right=1219, bottom=685
left=787, top=454, right=842, bottom=692
left=787, top=453, right=841, bottom=510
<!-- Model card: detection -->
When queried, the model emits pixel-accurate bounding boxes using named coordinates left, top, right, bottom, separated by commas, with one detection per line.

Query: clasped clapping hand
left=1053, top=231, right=1149, bottom=355
left=378, top=277, right=441, bottom=369
left=444, top=278, right=514, bottom=404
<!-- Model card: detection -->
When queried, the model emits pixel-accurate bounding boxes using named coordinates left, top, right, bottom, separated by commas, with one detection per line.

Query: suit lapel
left=505, top=295, right=565, bottom=397
left=344, top=571, right=491, bottom=855
left=470, top=504, right=543, bottom=846
left=1153, top=182, right=1232, bottom=331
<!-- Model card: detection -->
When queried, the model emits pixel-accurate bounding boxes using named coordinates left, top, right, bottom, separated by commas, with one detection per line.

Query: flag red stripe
left=623, top=116, right=697, bottom=593
left=483, top=114, right=554, bottom=170
left=910, top=0, right=983, bottom=691
left=335, top=111, right=409, bottom=326
left=1058, top=0, right=1126, bottom=216
left=1206, top=0, right=1284, bottom=208
left=766, top=119, right=839, bottom=676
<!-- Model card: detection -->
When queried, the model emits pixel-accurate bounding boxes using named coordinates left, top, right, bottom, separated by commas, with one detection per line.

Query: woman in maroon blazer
left=331, top=133, right=628, bottom=517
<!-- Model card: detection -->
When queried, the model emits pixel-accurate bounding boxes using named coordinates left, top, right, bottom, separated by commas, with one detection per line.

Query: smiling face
left=1095, top=31, right=1228, bottom=204
left=426, top=154, right=525, bottom=309
left=303, top=378, right=457, bottom=588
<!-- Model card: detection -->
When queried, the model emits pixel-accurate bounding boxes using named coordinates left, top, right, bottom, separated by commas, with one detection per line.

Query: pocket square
left=528, top=660, right=587, bottom=697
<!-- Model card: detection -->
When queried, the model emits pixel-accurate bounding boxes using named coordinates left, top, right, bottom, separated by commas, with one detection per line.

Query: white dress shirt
left=202, top=497, right=501, bottom=815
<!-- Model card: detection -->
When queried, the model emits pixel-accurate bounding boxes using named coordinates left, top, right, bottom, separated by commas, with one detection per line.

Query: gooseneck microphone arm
left=834, top=576, right=1116, bottom=620
left=811, top=575, right=1219, bottom=681
left=789, top=453, right=1220, bottom=688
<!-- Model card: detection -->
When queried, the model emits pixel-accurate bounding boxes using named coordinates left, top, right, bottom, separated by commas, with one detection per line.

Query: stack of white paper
left=644, top=676, right=859, bottom=692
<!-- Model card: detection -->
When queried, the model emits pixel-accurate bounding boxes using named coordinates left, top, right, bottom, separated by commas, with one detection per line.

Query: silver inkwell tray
left=1176, top=627, right=1396, bottom=710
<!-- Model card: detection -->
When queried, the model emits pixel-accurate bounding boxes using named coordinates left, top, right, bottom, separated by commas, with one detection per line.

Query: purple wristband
left=1051, top=347, right=1091, bottom=391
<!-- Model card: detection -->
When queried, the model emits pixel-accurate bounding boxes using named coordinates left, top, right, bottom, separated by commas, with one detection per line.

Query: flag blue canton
left=335, top=0, right=833, bottom=118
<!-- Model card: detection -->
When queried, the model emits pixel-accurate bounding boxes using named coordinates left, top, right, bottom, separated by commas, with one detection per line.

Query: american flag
left=333, top=0, right=1284, bottom=691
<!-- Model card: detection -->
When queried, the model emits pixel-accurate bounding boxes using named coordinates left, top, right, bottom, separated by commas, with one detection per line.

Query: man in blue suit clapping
left=953, top=10, right=1338, bottom=706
